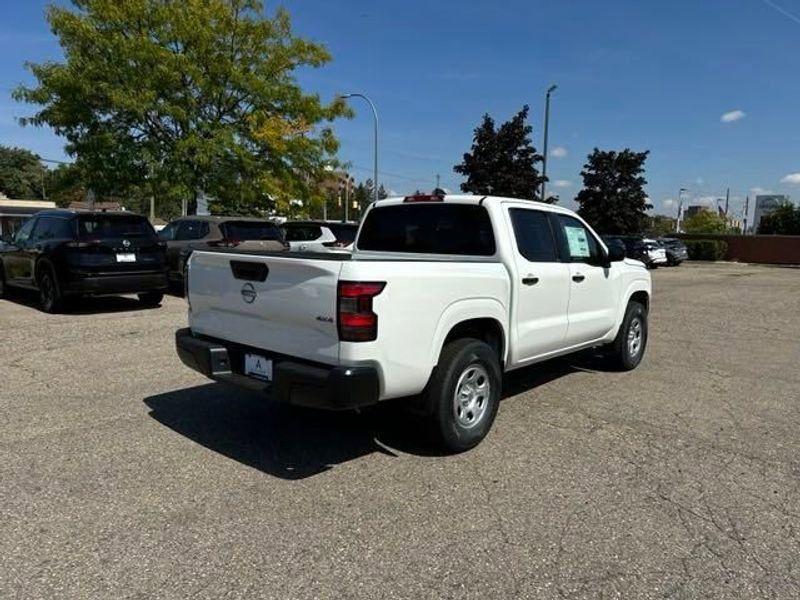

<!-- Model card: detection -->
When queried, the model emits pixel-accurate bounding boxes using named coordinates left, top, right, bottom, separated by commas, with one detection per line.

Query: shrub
left=684, top=239, right=728, bottom=261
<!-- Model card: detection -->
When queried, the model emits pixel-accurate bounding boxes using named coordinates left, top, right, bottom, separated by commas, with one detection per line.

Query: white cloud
left=697, top=195, right=719, bottom=207
left=550, top=146, right=568, bottom=158
left=552, top=180, right=572, bottom=188
left=750, top=186, right=773, bottom=195
left=721, top=109, right=746, bottom=123
left=780, top=173, right=800, bottom=184
left=663, top=198, right=676, bottom=209
left=695, top=177, right=705, bottom=186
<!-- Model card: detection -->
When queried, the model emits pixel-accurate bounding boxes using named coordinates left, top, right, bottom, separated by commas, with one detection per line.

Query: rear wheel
left=425, top=338, right=501, bottom=452
left=605, top=301, right=648, bottom=371
left=138, top=291, right=164, bottom=307
left=38, top=266, right=63, bottom=313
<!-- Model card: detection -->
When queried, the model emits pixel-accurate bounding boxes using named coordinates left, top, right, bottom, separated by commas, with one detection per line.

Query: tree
left=0, top=146, right=44, bottom=199
left=758, top=203, right=800, bottom=235
left=575, top=148, right=652, bottom=234
left=14, top=0, right=350, bottom=215
left=682, top=210, right=734, bottom=234
left=454, top=106, right=546, bottom=201
left=646, top=214, right=677, bottom=237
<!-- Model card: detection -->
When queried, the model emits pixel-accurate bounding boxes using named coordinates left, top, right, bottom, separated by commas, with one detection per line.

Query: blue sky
left=2, top=0, right=800, bottom=219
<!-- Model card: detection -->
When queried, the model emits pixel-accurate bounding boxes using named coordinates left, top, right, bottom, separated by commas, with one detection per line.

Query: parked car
left=658, top=237, right=688, bottom=266
left=281, top=221, right=359, bottom=253
left=0, top=210, right=167, bottom=312
left=158, top=216, right=287, bottom=287
left=603, top=235, right=667, bottom=269
left=176, top=194, right=651, bottom=452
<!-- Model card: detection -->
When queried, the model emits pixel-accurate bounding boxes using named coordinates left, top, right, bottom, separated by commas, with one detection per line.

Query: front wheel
left=425, top=338, right=502, bottom=452
left=605, top=301, right=648, bottom=371
left=38, top=266, right=63, bottom=313
left=138, top=291, right=164, bottom=307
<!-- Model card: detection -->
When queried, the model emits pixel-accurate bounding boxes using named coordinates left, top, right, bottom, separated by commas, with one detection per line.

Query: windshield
left=77, top=215, right=155, bottom=239
left=357, top=203, right=495, bottom=255
left=220, top=221, right=283, bottom=241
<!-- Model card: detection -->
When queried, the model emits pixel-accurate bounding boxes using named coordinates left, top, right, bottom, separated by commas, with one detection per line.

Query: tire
left=38, top=265, right=63, bottom=314
left=424, top=338, right=502, bottom=452
left=605, top=301, right=648, bottom=371
left=138, top=291, right=164, bottom=307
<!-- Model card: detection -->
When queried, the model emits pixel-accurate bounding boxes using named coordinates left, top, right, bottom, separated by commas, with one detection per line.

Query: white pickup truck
left=176, top=194, right=651, bottom=451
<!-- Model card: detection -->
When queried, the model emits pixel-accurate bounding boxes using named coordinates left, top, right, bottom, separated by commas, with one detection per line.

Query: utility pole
left=541, top=84, right=558, bottom=202
left=676, top=188, right=688, bottom=233
left=435, top=173, right=440, bottom=190
left=725, top=187, right=730, bottom=215
left=742, top=195, right=749, bottom=234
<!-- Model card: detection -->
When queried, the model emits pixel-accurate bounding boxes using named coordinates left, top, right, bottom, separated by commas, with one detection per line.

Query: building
left=684, top=205, right=709, bottom=220
left=753, top=195, right=789, bottom=233
left=0, top=195, right=57, bottom=237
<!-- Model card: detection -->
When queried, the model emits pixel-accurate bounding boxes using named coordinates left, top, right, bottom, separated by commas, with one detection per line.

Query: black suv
left=0, top=210, right=168, bottom=312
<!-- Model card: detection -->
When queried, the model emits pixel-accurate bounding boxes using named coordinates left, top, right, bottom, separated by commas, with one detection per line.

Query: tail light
left=337, top=281, right=385, bottom=342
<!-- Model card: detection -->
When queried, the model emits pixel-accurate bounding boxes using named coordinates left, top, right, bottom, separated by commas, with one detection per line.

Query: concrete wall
left=675, top=234, right=800, bottom=265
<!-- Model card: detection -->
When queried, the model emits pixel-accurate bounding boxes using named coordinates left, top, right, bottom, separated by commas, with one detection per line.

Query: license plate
left=244, top=353, right=272, bottom=381
left=116, top=253, right=136, bottom=263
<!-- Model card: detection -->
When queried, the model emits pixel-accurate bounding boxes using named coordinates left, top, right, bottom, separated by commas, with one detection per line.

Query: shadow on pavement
left=1, top=287, right=159, bottom=315
left=144, top=355, right=603, bottom=480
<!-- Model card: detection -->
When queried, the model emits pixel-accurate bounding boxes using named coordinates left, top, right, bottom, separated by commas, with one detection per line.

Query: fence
left=674, top=234, right=800, bottom=265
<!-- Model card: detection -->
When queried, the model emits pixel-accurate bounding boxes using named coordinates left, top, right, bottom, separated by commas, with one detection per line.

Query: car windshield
left=357, top=203, right=496, bottom=255
left=77, top=215, right=155, bottom=239
left=220, top=221, right=283, bottom=241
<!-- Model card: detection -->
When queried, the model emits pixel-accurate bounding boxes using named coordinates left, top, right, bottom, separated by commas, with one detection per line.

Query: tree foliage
left=682, top=210, right=734, bottom=234
left=757, top=203, right=800, bottom=235
left=454, top=106, right=546, bottom=201
left=0, top=146, right=44, bottom=199
left=14, top=0, right=349, bottom=215
left=646, top=214, right=677, bottom=237
left=575, top=148, right=652, bottom=235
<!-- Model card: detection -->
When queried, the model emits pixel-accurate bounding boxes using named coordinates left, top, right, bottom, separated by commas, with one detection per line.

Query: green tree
left=454, top=105, right=546, bottom=201
left=682, top=210, right=733, bottom=234
left=14, top=0, right=349, bottom=215
left=646, top=214, right=677, bottom=237
left=575, top=148, right=652, bottom=234
left=757, top=203, right=800, bottom=235
left=0, top=146, right=44, bottom=199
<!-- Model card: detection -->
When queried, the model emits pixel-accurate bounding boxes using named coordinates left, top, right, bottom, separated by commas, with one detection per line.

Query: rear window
left=220, top=221, right=283, bottom=241
left=282, top=224, right=323, bottom=242
left=357, top=204, right=495, bottom=256
left=78, top=215, right=155, bottom=239
left=326, top=223, right=358, bottom=244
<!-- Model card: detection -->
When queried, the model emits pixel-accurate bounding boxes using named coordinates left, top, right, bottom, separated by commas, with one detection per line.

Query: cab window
left=13, top=218, right=36, bottom=244
left=509, top=208, right=558, bottom=262
left=555, top=214, right=602, bottom=264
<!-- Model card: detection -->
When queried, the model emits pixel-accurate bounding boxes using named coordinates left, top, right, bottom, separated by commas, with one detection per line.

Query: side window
left=14, top=218, right=37, bottom=244
left=555, top=215, right=602, bottom=264
left=175, top=221, right=207, bottom=241
left=158, top=222, right=177, bottom=241
left=32, top=217, right=73, bottom=241
left=509, top=208, right=558, bottom=262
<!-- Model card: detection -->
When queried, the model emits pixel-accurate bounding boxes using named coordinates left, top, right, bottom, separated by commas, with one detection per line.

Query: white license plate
left=244, top=353, right=273, bottom=381
left=116, top=253, right=136, bottom=263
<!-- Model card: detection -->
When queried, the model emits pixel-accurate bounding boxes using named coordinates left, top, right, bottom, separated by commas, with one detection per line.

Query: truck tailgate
left=187, top=250, right=344, bottom=365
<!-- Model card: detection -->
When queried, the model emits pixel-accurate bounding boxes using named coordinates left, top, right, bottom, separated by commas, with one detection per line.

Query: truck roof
left=374, top=194, right=580, bottom=217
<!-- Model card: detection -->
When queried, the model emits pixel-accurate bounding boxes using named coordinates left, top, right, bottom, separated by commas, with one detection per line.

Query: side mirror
left=607, top=244, right=626, bottom=263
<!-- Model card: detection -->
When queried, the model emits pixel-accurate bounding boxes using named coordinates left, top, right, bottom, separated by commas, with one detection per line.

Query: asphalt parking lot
left=2, top=262, right=799, bottom=599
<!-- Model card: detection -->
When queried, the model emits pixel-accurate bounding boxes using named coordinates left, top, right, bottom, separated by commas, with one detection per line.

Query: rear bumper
left=175, top=328, right=380, bottom=410
left=65, top=270, right=168, bottom=295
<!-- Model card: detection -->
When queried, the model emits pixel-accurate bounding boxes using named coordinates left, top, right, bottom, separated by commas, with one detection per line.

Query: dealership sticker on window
left=565, top=226, right=590, bottom=257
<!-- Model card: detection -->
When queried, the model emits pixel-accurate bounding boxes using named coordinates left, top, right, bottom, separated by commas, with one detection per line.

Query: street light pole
left=341, top=93, right=379, bottom=205
left=541, top=84, right=557, bottom=203
left=677, top=188, right=688, bottom=233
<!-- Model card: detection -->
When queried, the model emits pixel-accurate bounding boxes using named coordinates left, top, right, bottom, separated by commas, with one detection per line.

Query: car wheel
left=425, top=338, right=501, bottom=452
left=38, top=266, right=63, bottom=314
left=138, top=291, right=164, bottom=307
left=605, top=301, right=648, bottom=371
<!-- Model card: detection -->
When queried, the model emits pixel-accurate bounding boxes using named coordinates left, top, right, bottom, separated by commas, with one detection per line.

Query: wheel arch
left=430, top=299, right=509, bottom=370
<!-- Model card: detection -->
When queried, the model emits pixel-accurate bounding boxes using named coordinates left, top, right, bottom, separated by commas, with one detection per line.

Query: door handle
left=572, top=274, right=585, bottom=283
left=522, top=276, right=539, bottom=286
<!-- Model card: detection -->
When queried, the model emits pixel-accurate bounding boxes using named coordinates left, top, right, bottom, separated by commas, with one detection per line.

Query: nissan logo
left=122, top=239, right=131, bottom=248
left=241, top=283, right=257, bottom=304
